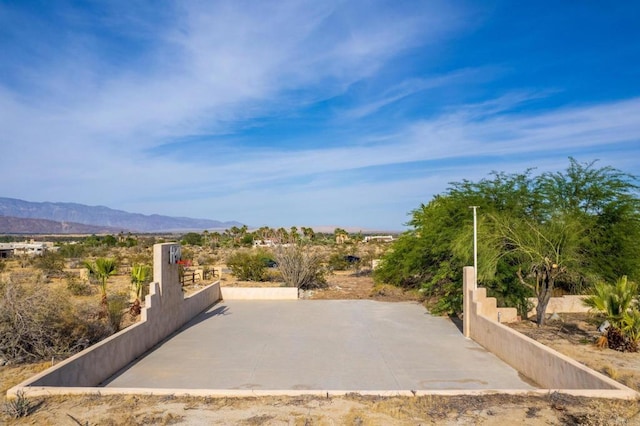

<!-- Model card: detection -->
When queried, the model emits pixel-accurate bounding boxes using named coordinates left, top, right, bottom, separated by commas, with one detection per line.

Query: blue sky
left=1, top=1, right=639, bottom=230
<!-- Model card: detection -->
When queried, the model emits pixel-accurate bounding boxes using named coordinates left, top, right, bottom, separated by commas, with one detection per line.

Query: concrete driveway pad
left=105, top=300, right=535, bottom=391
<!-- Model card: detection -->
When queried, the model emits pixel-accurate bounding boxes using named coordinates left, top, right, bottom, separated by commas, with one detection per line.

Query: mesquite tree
left=375, top=158, right=640, bottom=324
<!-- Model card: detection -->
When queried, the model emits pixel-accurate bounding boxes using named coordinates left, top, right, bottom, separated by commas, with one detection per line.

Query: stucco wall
left=462, top=267, right=635, bottom=395
left=9, top=243, right=221, bottom=393
left=527, top=295, right=591, bottom=318
left=221, top=287, right=298, bottom=300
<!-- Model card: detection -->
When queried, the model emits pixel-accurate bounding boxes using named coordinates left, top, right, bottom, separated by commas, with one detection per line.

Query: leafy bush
left=327, top=251, right=353, bottom=271
left=274, top=245, right=327, bottom=289
left=226, top=250, right=270, bottom=281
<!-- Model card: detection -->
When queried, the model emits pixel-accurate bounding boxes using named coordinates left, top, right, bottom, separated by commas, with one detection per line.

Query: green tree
left=181, top=232, right=203, bottom=246
left=481, top=212, right=586, bottom=325
left=375, top=159, right=640, bottom=321
left=83, top=258, right=118, bottom=309
left=301, top=226, right=316, bottom=241
left=539, top=159, right=640, bottom=283
left=103, top=235, right=117, bottom=247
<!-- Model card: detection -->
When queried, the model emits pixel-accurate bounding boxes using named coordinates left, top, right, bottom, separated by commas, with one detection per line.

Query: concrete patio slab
left=104, top=300, right=536, bottom=391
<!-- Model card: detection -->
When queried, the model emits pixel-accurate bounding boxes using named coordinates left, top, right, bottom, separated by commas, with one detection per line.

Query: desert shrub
left=128, top=248, right=153, bottom=267
left=0, top=282, right=111, bottom=363
left=181, top=232, right=203, bottom=246
left=2, top=391, right=36, bottom=419
left=226, top=250, right=270, bottom=281
left=58, top=243, right=86, bottom=259
left=65, top=273, right=92, bottom=296
left=197, top=254, right=216, bottom=266
left=106, top=293, right=128, bottom=333
left=327, top=251, right=351, bottom=271
left=32, top=251, right=65, bottom=276
left=275, top=245, right=327, bottom=289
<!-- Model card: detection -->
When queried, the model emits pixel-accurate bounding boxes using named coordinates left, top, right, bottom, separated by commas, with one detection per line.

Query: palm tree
left=583, top=276, right=639, bottom=352
left=583, top=276, right=638, bottom=326
left=130, top=264, right=151, bottom=316
left=84, top=257, right=118, bottom=310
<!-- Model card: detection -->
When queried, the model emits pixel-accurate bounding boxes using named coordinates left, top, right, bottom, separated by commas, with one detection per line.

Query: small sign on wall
left=169, top=245, right=181, bottom=264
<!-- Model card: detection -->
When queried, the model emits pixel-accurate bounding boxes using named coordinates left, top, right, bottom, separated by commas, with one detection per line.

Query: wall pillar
left=462, top=266, right=474, bottom=338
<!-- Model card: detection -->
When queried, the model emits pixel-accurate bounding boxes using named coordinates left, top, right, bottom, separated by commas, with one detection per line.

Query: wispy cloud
left=1, top=1, right=638, bottom=228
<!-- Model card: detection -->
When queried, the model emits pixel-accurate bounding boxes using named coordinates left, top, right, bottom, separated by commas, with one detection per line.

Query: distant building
left=0, top=241, right=53, bottom=258
left=363, top=235, right=394, bottom=243
left=253, top=239, right=276, bottom=247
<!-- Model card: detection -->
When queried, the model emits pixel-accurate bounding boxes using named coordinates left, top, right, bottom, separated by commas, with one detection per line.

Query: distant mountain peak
left=0, top=197, right=243, bottom=233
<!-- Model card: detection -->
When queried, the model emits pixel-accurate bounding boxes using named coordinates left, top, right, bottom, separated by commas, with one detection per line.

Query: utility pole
left=469, top=206, right=479, bottom=289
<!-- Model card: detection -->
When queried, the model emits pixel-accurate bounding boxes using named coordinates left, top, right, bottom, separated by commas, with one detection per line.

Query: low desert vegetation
left=0, top=227, right=389, bottom=370
left=274, top=244, right=327, bottom=289
left=226, top=249, right=273, bottom=282
left=0, top=280, right=111, bottom=363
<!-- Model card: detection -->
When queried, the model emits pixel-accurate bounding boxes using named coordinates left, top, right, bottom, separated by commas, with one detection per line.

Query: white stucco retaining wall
left=527, top=295, right=591, bottom=318
left=221, top=287, right=298, bottom=300
left=462, top=266, right=637, bottom=398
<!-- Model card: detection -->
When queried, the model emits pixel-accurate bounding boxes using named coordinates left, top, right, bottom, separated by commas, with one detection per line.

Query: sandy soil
left=221, top=268, right=422, bottom=302
left=3, top=385, right=640, bottom=425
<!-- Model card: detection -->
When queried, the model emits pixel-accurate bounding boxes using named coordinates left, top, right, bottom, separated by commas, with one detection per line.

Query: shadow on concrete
left=100, top=303, right=229, bottom=386
left=179, top=303, right=230, bottom=331
left=448, top=314, right=463, bottom=333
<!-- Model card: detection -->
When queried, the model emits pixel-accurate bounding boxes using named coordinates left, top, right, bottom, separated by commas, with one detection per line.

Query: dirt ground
left=3, top=269, right=640, bottom=424
left=221, top=269, right=422, bottom=302
left=3, top=388, right=640, bottom=425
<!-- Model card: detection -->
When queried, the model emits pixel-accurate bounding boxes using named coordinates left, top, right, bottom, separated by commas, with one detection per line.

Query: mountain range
left=0, top=197, right=243, bottom=233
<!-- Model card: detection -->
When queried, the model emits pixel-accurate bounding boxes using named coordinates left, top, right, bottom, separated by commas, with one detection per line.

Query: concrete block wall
left=221, top=287, right=298, bottom=300
left=462, top=266, right=635, bottom=394
left=9, top=243, right=221, bottom=393
left=527, top=295, right=591, bottom=318
left=468, top=286, right=518, bottom=323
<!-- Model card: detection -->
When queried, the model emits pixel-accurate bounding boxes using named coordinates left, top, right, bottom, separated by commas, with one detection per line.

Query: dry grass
left=1, top=393, right=639, bottom=425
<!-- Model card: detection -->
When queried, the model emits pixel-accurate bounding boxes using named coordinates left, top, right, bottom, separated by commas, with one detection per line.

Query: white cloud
left=1, top=2, right=638, bottom=228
